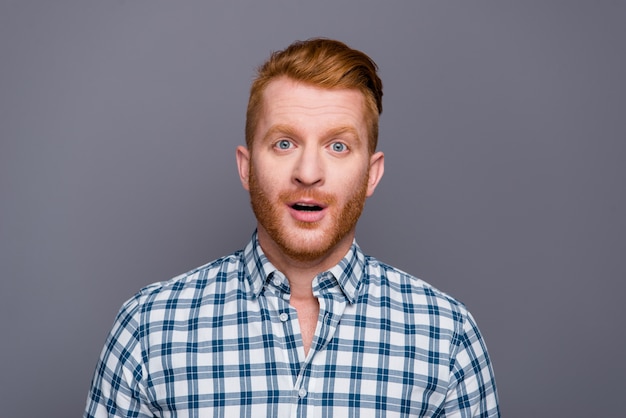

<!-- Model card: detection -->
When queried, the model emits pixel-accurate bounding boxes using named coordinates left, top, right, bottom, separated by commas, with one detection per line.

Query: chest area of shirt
left=143, top=294, right=451, bottom=407
left=143, top=311, right=449, bottom=417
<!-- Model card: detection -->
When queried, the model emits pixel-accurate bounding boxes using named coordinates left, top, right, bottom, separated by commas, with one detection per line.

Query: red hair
left=245, top=38, right=383, bottom=154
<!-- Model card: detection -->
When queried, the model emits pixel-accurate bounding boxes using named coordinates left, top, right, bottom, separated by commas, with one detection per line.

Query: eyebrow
left=261, top=124, right=300, bottom=144
left=261, top=124, right=363, bottom=146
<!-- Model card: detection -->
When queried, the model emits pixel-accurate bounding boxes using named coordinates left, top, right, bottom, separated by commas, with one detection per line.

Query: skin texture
left=236, top=77, right=384, bottom=354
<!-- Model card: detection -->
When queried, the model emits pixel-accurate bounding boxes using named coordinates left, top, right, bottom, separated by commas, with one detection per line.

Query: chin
left=273, top=226, right=351, bottom=263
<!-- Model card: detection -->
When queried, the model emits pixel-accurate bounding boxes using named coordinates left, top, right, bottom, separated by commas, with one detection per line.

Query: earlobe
left=366, top=151, right=385, bottom=197
left=236, top=146, right=251, bottom=191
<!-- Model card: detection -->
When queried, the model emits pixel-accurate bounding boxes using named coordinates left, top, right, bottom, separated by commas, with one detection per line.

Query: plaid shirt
left=85, top=232, right=499, bottom=417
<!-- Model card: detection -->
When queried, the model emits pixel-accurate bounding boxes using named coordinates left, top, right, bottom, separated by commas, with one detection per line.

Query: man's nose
left=293, top=146, right=324, bottom=187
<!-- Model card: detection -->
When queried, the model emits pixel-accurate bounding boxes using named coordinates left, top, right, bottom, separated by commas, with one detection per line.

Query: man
left=85, top=38, right=499, bottom=417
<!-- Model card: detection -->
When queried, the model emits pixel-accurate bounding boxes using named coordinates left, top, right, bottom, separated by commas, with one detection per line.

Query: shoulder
left=117, top=250, right=246, bottom=322
left=362, top=255, right=471, bottom=329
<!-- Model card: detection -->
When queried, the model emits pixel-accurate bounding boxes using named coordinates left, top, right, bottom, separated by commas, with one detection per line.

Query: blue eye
left=331, top=142, right=347, bottom=152
left=276, top=140, right=292, bottom=150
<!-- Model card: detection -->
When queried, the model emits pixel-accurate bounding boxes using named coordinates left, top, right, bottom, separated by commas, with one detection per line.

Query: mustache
left=278, top=190, right=336, bottom=205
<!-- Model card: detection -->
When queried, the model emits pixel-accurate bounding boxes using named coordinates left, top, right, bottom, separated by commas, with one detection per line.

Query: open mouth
left=291, top=203, right=323, bottom=212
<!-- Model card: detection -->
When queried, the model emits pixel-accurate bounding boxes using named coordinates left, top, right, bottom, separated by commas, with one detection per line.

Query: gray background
left=1, top=1, right=624, bottom=417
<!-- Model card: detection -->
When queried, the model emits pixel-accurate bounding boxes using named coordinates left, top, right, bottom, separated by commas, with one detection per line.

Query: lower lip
left=288, top=206, right=327, bottom=223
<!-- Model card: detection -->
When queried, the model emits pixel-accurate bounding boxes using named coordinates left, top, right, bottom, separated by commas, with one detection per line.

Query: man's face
left=237, top=77, right=384, bottom=264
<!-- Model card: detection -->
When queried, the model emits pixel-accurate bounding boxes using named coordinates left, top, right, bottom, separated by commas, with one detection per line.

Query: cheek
left=251, top=164, right=282, bottom=196
left=339, top=165, right=369, bottom=188
left=254, top=155, right=293, bottom=181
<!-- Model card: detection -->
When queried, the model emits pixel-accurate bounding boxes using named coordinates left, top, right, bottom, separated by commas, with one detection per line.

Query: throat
left=291, top=298, right=320, bottom=356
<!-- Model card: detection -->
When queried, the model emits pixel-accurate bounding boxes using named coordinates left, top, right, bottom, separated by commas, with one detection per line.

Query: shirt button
left=298, top=388, right=307, bottom=398
left=273, top=278, right=281, bottom=286
left=279, top=313, right=289, bottom=322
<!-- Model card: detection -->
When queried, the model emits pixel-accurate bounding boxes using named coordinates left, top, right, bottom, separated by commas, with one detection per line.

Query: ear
left=236, top=145, right=251, bottom=191
left=366, top=151, right=385, bottom=197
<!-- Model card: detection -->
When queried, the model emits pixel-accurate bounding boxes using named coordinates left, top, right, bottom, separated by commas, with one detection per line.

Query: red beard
left=248, top=167, right=369, bottom=263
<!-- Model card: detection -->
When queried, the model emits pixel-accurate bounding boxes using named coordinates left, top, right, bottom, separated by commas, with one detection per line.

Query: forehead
left=257, top=78, right=368, bottom=134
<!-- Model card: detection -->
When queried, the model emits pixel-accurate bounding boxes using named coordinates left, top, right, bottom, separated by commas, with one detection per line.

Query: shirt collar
left=243, top=230, right=365, bottom=304
left=325, top=241, right=365, bottom=304
left=243, top=231, right=277, bottom=297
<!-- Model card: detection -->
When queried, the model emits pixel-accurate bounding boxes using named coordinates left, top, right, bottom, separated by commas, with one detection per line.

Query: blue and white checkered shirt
left=85, top=232, right=499, bottom=417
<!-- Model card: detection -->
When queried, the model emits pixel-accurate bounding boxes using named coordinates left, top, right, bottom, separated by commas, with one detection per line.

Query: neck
left=257, top=227, right=354, bottom=301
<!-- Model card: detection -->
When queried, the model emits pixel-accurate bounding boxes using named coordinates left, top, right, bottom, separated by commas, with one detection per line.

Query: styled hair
left=245, top=38, right=383, bottom=153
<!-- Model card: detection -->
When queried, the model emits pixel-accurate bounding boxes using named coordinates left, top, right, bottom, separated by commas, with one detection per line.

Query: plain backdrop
left=1, top=1, right=625, bottom=417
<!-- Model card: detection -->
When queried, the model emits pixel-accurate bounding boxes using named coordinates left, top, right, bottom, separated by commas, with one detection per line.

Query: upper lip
left=287, top=199, right=327, bottom=210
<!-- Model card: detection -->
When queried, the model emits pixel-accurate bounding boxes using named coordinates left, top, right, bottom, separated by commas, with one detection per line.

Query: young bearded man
left=84, top=38, right=500, bottom=417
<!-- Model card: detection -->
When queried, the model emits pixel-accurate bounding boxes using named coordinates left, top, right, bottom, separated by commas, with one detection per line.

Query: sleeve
left=444, top=310, right=500, bottom=417
left=83, top=297, right=154, bottom=418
